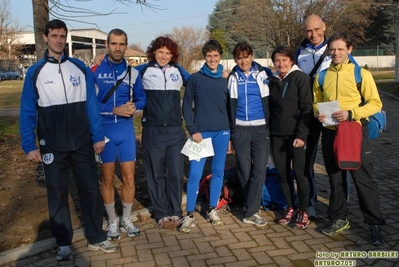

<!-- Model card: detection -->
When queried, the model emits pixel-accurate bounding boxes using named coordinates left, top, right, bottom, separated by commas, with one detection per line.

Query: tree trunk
left=32, top=0, right=49, bottom=61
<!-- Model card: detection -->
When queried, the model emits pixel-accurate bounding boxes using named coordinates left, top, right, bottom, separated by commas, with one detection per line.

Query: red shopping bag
left=333, top=121, right=362, bottom=170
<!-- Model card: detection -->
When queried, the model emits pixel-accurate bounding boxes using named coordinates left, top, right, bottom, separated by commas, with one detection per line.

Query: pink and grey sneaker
left=170, top=216, right=181, bottom=226
left=279, top=206, right=297, bottom=225
left=294, top=210, right=310, bottom=229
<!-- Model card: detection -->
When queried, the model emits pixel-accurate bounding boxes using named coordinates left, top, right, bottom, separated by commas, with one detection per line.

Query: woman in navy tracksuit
left=135, top=36, right=190, bottom=228
left=179, top=40, right=230, bottom=232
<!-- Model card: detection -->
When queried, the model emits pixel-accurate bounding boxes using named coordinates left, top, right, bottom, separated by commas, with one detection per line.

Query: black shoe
left=322, top=219, right=350, bottom=236
left=369, top=225, right=384, bottom=245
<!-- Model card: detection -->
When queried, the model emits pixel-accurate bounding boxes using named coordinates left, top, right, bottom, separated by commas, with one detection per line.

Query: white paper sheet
left=317, top=101, right=340, bottom=126
left=181, top=138, right=214, bottom=162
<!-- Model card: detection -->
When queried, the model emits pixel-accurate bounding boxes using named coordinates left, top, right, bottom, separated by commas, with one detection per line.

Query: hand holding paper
left=317, top=101, right=340, bottom=126
left=181, top=138, right=214, bottom=162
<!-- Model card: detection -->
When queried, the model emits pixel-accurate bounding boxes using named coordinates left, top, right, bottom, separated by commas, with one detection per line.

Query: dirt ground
left=0, top=118, right=148, bottom=252
left=0, top=115, right=236, bottom=253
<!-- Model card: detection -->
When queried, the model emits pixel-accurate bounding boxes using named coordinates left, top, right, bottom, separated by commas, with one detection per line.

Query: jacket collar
left=300, top=37, right=328, bottom=50
left=44, top=49, right=68, bottom=64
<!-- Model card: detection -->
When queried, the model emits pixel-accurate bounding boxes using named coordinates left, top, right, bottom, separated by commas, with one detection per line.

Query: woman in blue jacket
left=179, top=40, right=230, bottom=233
left=227, top=41, right=271, bottom=227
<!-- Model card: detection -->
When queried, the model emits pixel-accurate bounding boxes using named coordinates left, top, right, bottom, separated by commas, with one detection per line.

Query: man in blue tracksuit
left=19, top=19, right=118, bottom=261
left=91, top=28, right=146, bottom=240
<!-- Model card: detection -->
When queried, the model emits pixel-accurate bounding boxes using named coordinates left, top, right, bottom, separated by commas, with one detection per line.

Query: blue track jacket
left=91, top=55, right=146, bottom=124
left=20, top=50, right=104, bottom=154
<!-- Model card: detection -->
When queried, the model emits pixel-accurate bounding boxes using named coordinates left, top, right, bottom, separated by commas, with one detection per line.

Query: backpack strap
left=355, top=65, right=366, bottom=106
left=127, top=66, right=132, bottom=102
left=101, top=66, right=131, bottom=104
left=318, top=65, right=362, bottom=93
left=309, top=48, right=329, bottom=78
left=354, top=65, right=365, bottom=104
left=317, top=68, right=327, bottom=91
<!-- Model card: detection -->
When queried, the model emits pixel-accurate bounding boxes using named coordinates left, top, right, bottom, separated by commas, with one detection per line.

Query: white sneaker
left=88, top=240, right=119, bottom=253
left=120, top=217, right=140, bottom=237
left=206, top=209, right=224, bottom=226
left=178, top=215, right=195, bottom=233
left=131, top=215, right=139, bottom=222
left=56, top=246, right=72, bottom=261
left=243, top=213, right=268, bottom=227
left=106, top=218, right=120, bottom=240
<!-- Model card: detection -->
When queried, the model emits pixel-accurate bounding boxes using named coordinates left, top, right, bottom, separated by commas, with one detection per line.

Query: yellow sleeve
left=350, top=69, right=382, bottom=120
left=312, top=73, right=324, bottom=118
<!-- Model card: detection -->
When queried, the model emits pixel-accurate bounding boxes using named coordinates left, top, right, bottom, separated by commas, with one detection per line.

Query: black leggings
left=271, top=135, right=310, bottom=211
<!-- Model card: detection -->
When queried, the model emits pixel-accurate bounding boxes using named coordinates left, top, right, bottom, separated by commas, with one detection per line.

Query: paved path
left=1, top=92, right=398, bottom=267
left=0, top=108, right=19, bottom=117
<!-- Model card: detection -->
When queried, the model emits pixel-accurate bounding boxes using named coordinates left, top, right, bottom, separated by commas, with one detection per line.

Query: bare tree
left=0, top=0, right=23, bottom=67
left=129, top=43, right=145, bottom=53
left=209, top=0, right=366, bottom=54
left=32, top=0, right=161, bottom=60
left=165, top=26, right=209, bottom=73
left=32, top=0, right=49, bottom=61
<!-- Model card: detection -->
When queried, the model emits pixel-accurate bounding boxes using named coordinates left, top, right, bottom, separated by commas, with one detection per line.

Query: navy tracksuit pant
left=42, top=144, right=106, bottom=246
left=142, top=126, right=186, bottom=221
left=231, top=125, right=269, bottom=218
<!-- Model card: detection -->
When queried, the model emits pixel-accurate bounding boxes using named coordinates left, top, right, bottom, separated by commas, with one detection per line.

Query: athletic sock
left=104, top=202, right=117, bottom=221
left=122, top=201, right=133, bottom=221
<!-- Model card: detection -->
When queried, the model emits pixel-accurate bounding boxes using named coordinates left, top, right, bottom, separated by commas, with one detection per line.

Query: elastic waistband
left=235, top=124, right=268, bottom=131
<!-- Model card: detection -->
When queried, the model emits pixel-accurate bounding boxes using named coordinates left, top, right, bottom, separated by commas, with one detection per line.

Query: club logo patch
left=39, top=139, right=46, bottom=146
left=42, top=153, right=54, bottom=164
left=70, top=75, right=81, bottom=87
left=170, top=73, right=179, bottom=82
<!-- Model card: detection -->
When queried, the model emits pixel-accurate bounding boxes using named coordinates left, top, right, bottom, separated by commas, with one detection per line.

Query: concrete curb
left=0, top=194, right=187, bottom=265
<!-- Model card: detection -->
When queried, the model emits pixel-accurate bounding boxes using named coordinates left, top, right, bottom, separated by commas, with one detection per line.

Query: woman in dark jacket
left=268, top=45, right=312, bottom=229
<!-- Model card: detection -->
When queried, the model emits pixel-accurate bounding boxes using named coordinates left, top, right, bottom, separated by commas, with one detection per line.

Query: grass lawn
left=371, top=70, right=395, bottom=80
left=0, top=80, right=23, bottom=109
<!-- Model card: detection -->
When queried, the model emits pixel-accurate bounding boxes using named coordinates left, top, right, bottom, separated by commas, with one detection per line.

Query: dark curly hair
left=146, top=36, right=179, bottom=64
left=201, top=40, right=223, bottom=57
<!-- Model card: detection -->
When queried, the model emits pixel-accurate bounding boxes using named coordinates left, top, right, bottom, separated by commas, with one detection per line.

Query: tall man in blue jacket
left=19, top=19, right=119, bottom=261
left=91, top=28, right=146, bottom=241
